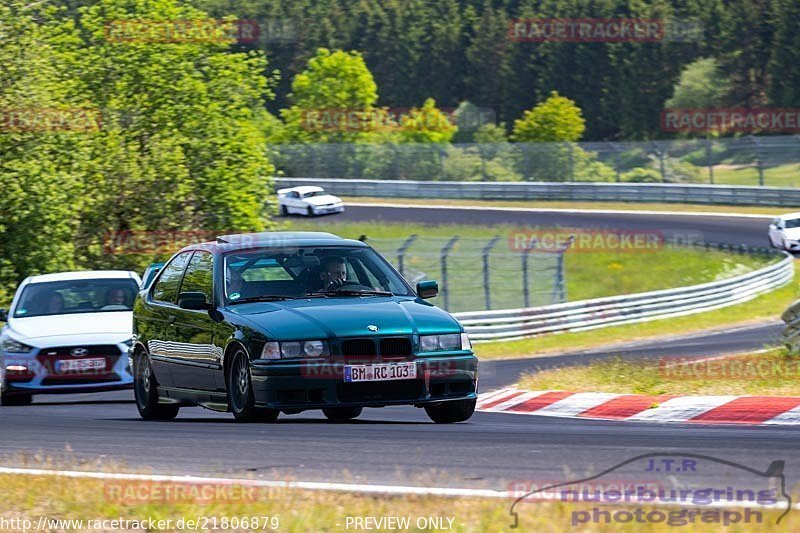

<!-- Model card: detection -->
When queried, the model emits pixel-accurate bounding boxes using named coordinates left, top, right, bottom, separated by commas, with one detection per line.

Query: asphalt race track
left=2, top=204, right=796, bottom=495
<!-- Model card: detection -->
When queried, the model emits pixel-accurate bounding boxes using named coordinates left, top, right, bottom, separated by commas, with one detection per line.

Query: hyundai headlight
left=419, top=333, right=464, bottom=352
left=259, top=340, right=329, bottom=359
left=0, top=336, right=33, bottom=353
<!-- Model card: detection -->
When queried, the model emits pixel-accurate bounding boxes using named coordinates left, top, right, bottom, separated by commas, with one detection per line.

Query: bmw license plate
left=55, top=358, right=106, bottom=373
left=344, top=362, right=417, bottom=382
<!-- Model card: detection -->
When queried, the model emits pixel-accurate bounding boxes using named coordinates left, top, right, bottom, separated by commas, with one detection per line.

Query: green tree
left=396, top=99, right=456, bottom=144
left=665, top=58, right=731, bottom=108
left=279, top=48, right=380, bottom=143
left=0, top=1, right=90, bottom=303
left=72, top=0, right=276, bottom=270
left=512, top=91, right=585, bottom=142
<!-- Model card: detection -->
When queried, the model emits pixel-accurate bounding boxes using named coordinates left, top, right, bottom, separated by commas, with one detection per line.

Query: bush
left=621, top=168, right=662, bottom=182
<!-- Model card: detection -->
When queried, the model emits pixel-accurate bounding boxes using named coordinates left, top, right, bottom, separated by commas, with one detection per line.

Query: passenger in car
left=44, top=292, right=65, bottom=314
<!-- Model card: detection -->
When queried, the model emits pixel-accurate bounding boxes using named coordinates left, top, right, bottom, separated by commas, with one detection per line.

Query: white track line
left=346, top=202, right=772, bottom=219
left=0, top=467, right=508, bottom=499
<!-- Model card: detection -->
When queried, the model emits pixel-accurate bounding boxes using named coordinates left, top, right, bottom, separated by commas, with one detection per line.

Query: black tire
left=424, top=398, right=476, bottom=423
left=322, top=406, right=362, bottom=421
left=307, top=206, right=314, bottom=217
left=134, top=355, right=179, bottom=420
left=280, top=205, right=288, bottom=216
left=227, top=349, right=279, bottom=423
left=0, top=392, right=33, bottom=406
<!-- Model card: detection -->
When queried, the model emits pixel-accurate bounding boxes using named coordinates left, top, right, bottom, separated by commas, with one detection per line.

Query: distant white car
left=768, top=213, right=800, bottom=252
left=0, top=270, right=140, bottom=405
left=277, top=186, right=345, bottom=216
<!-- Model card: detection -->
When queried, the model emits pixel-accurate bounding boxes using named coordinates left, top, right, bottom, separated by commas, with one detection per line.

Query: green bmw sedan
left=130, top=232, right=478, bottom=423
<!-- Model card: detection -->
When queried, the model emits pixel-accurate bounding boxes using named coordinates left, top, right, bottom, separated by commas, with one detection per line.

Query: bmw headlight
left=260, top=340, right=329, bottom=359
left=0, top=335, right=33, bottom=353
left=419, top=333, right=465, bottom=352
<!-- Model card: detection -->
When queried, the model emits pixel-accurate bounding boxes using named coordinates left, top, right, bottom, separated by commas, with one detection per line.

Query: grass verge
left=0, top=472, right=791, bottom=532
left=516, top=349, right=800, bottom=396
left=342, top=196, right=782, bottom=216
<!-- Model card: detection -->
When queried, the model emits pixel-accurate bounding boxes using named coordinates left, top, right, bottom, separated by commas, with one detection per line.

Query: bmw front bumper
left=250, top=354, right=478, bottom=410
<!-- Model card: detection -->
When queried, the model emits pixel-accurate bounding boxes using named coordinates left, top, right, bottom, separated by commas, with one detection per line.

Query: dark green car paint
left=131, top=232, right=478, bottom=413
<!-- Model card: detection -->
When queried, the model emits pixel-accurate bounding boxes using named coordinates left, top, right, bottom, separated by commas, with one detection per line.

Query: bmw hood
left=304, top=195, right=342, bottom=206
left=4, top=312, right=133, bottom=348
left=227, top=297, right=461, bottom=339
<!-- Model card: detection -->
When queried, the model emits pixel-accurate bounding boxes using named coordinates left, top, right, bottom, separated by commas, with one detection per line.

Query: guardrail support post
left=440, top=236, right=460, bottom=311
left=481, top=236, right=502, bottom=310
left=396, top=234, right=418, bottom=277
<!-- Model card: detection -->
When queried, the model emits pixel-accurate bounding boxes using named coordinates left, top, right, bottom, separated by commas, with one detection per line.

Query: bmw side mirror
left=0, top=309, right=7, bottom=322
left=178, top=292, right=210, bottom=310
left=416, top=280, right=439, bottom=299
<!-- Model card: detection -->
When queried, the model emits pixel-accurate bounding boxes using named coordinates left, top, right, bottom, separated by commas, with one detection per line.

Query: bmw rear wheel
left=322, top=407, right=362, bottom=421
left=228, top=349, right=279, bottom=423
left=134, top=355, right=179, bottom=420
left=424, top=398, right=476, bottom=423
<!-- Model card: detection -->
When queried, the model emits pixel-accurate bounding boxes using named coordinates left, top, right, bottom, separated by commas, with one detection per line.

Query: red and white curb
left=477, top=388, right=800, bottom=425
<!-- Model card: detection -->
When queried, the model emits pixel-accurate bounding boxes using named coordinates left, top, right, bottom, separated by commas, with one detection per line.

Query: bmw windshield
left=224, top=246, right=414, bottom=303
left=12, top=279, right=139, bottom=318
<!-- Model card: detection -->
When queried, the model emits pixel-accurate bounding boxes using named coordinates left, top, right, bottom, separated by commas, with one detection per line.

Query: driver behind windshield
left=319, top=256, right=347, bottom=290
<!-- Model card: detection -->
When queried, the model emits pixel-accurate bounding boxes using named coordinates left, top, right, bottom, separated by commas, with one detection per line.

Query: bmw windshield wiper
left=227, top=295, right=297, bottom=305
left=306, top=289, right=393, bottom=297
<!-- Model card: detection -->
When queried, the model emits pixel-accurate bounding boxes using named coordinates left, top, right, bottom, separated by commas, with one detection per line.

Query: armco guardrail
left=455, top=250, right=793, bottom=342
left=275, top=178, right=800, bottom=207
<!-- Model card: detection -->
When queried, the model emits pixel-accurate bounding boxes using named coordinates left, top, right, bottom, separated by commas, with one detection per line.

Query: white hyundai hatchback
left=0, top=270, right=140, bottom=405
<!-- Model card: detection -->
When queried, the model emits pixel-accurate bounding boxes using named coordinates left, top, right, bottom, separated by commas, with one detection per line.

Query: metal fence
left=366, top=236, right=568, bottom=313
left=456, top=245, right=792, bottom=342
left=276, top=177, right=800, bottom=206
left=269, top=135, right=800, bottom=187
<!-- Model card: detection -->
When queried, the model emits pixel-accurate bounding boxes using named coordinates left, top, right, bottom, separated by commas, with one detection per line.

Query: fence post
left=705, top=137, right=714, bottom=184
left=481, top=236, right=502, bottom=310
left=607, top=142, right=621, bottom=182
left=396, top=234, right=418, bottom=277
left=551, top=235, right=574, bottom=303
left=651, top=141, right=666, bottom=182
left=751, top=135, right=765, bottom=186
left=521, top=246, right=531, bottom=308
left=440, top=236, right=460, bottom=311
left=566, top=142, right=575, bottom=182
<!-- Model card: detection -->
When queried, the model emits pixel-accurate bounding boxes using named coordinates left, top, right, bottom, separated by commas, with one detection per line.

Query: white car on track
left=768, top=213, right=800, bottom=252
left=0, top=270, right=141, bottom=405
left=277, top=185, right=345, bottom=216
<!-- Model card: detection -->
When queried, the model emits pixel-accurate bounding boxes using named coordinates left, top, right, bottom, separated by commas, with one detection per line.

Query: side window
left=151, top=252, right=192, bottom=303
left=180, top=251, right=214, bottom=297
